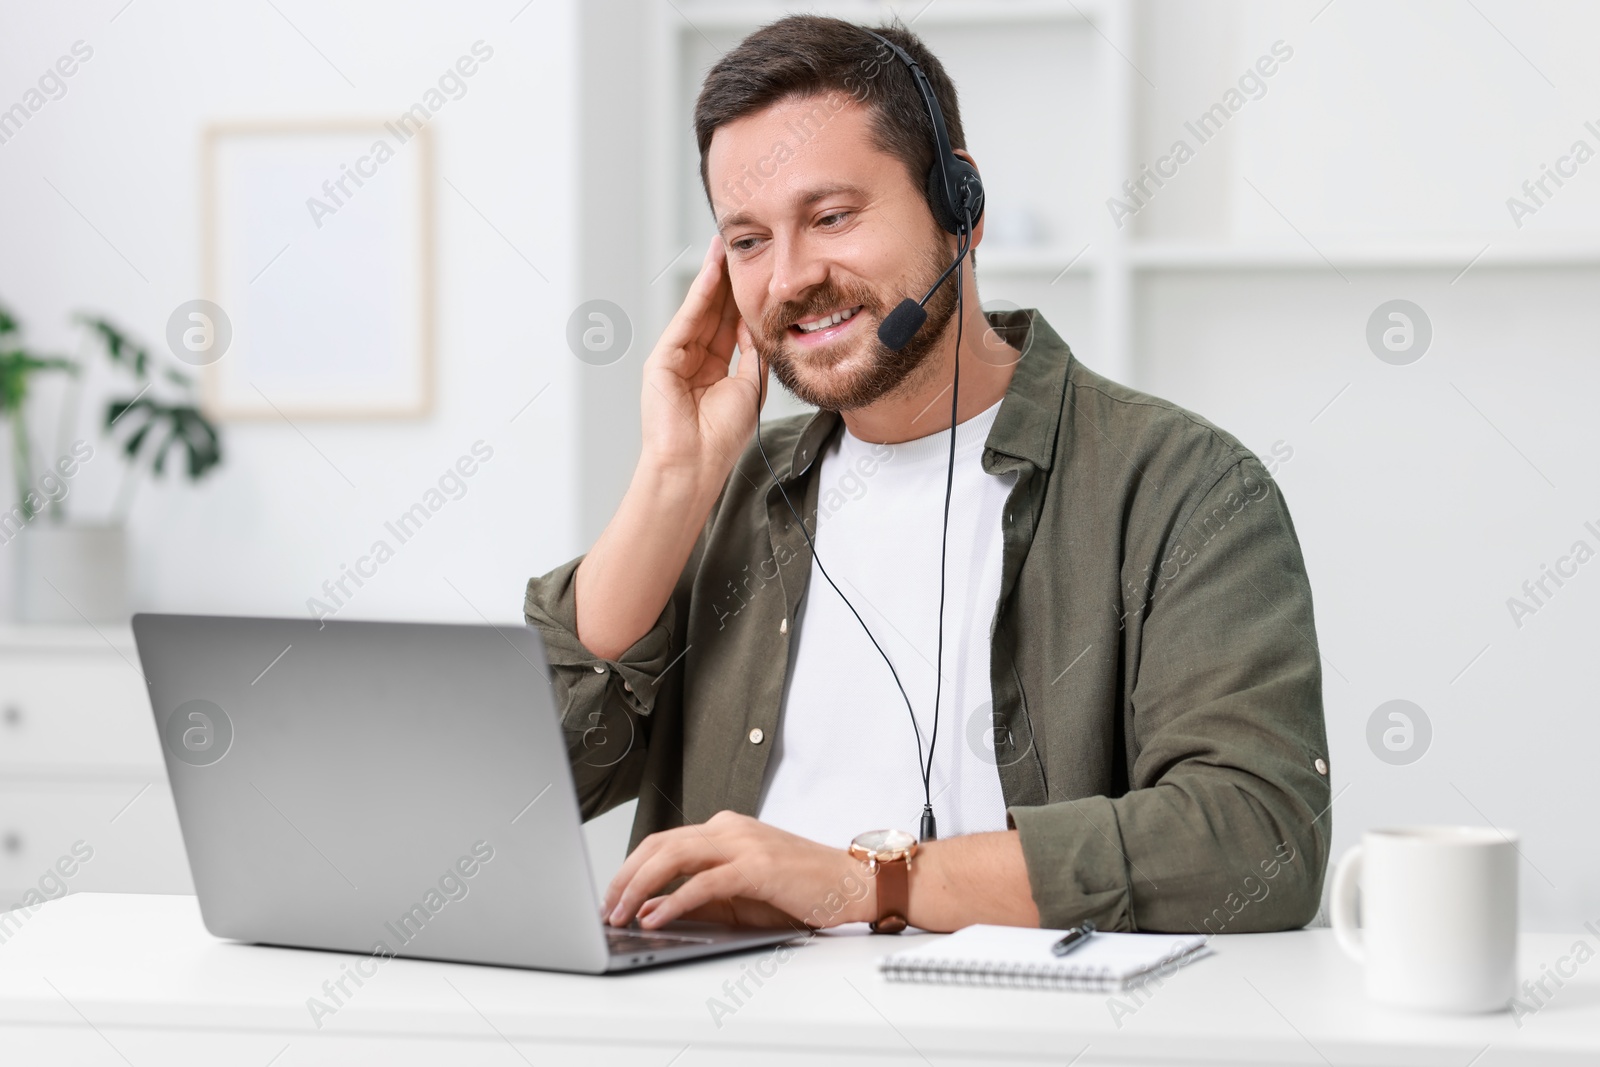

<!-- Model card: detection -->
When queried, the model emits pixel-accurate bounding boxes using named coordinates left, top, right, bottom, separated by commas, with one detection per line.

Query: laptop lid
left=132, top=613, right=613, bottom=973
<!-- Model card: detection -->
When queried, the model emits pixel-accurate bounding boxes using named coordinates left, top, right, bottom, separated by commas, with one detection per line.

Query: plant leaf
left=0, top=350, right=78, bottom=414
left=150, top=425, right=181, bottom=476
left=173, top=406, right=222, bottom=479
left=78, top=314, right=153, bottom=382
left=104, top=394, right=156, bottom=432
left=123, top=420, right=155, bottom=460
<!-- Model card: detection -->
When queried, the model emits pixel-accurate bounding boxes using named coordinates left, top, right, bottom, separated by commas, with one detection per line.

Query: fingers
left=735, top=319, right=767, bottom=408
left=703, top=265, right=744, bottom=374
left=642, top=894, right=739, bottom=927
left=644, top=893, right=807, bottom=931
left=654, top=235, right=728, bottom=376
left=604, top=828, right=734, bottom=926
left=601, top=829, right=665, bottom=918
left=601, top=812, right=715, bottom=916
left=690, top=233, right=726, bottom=310
left=635, top=865, right=750, bottom=928
left=681, top=272, right=743, bottom=394
left=699, top=239, right=738, bottom=352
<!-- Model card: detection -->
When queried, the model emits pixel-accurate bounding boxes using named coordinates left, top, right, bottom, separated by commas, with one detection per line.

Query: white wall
left=632, top=0, right=1600, bottom=932
left=6, top=0, right=1598, bottom=929
left=1126, top=0, right=1600, bottom=931
left=0, top=0, right=582, bottom=625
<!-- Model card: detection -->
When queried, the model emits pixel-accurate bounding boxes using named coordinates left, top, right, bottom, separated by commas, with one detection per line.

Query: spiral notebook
left=879, top=924, right=1213, bottom=992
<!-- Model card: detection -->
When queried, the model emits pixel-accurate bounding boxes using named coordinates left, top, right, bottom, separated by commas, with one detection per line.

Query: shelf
left=664, top=243, right=1098, bottom=279
left=0, top=625, right=136, bottom=653
left=1129, top=242, right=1600, bottom=272
left=977, top=244, right=1097, bottom=275
left=664, top=239, right=1600, bottom=280
left=0, top=764, right=164, bottom=783
left=671, top=0, right=1106, bottom=33
left=649, top=0, right=1600, bottom=399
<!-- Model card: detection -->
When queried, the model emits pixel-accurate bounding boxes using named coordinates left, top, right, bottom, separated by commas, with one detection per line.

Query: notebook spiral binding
left=879, top=939, right=1209, bottom=992
left=880, top=958, right=1120, bottom=991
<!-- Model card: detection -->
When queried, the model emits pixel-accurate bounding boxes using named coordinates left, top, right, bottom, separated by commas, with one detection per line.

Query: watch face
left=854, top=828, right=916, bottom=857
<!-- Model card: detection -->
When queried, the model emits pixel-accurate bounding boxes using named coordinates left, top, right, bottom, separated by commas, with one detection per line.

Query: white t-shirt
left=755, top=399, right=1016, bottom=847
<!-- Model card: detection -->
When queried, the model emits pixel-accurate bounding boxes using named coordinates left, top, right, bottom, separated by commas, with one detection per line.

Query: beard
left=752, top=231, right=961, bottom=412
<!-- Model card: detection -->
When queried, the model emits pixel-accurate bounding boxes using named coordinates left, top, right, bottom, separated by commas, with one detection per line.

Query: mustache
left=760, top=284, right=881, bottom=340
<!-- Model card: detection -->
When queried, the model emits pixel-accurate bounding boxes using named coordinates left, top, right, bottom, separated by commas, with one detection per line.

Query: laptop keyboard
left=605, top=926, right=718, bottom=955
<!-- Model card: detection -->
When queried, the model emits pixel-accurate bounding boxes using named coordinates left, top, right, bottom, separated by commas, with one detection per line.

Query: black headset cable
left=748, top=217, right=971, bottom=843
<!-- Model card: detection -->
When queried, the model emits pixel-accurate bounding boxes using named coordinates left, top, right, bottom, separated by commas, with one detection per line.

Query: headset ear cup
left=955, top=159, right=985, bottom=230
left=925, top=160, right=985, bottom=235
left=925, top=164, right=960, bottom=234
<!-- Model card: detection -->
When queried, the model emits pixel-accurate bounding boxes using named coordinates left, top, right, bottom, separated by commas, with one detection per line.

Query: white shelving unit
left=647, top=0, right=1129, bottom=419
left=573, top=0, right=1600, bottom=929
left=639, top=0, right=1600, bottom=420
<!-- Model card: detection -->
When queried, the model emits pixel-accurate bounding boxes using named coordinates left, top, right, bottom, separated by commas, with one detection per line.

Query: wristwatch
left=849, top=828, right=918, bottom=934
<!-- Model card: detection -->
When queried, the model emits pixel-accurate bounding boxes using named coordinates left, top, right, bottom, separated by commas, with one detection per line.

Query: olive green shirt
left=524, top=308, right=1332, bottom=933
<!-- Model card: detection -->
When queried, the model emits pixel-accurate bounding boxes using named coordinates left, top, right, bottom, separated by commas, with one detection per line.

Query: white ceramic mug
left=1331, top=826, right=1518, bottom=1012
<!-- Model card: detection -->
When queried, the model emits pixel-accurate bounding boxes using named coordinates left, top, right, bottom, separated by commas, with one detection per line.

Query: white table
left=1, top=894, right=1596, bottom=1065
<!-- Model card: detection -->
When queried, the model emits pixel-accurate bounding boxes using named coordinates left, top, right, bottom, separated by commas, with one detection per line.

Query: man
left=525, top=16, right=1331, bottom=936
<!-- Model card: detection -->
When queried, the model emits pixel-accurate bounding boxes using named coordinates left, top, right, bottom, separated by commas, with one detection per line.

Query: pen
left=1051, top=921, right=1096, bottom=957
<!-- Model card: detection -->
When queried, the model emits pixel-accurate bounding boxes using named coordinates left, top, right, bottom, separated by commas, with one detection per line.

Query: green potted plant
left=0, top=299, right=224, bottom=624
left=1, top=305, right=79, bottom=529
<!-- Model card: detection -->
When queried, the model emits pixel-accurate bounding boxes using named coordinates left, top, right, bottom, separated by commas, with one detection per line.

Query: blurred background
left=1, top=0, right=1596, bottom=932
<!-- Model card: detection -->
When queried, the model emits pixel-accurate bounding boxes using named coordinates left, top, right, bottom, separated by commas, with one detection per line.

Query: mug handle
left=1330, top=844, right=1365, bottom=963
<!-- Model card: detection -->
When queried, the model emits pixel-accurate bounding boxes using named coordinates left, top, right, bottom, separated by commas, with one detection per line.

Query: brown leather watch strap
left=870, top=857, right=909, bottom=934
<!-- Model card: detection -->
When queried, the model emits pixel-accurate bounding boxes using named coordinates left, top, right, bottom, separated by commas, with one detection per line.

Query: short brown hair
left=693, top=15, right=967, bottom=224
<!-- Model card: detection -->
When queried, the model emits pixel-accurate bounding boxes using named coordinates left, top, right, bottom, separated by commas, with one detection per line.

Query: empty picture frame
left=202, top=120, right=434, bottom=420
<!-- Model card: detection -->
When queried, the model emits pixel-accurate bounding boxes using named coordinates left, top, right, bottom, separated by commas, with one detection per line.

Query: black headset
left=749, top=26, right=983, bottom=844
left=865, top=29, right=985, bottom=351
left=866, top=30, right=986, bottom=237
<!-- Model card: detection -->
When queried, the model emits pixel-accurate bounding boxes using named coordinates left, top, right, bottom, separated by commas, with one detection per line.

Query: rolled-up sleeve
left=1007, top=455, right=1332, bottom=933
left=524, top=551, right=689, bottom=820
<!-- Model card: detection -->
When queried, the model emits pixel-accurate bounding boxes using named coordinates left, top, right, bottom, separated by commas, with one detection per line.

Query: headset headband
left=863, top=28, right=983, bottom=235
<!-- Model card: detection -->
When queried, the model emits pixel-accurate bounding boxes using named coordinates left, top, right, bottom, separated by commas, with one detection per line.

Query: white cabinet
left=0, top=627, right=192, bottom=906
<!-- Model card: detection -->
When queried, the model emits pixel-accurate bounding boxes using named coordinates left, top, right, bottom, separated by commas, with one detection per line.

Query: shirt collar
left=775, top=307, right=1071, bottom=481
left=982, top=306, right=1072, bottom=472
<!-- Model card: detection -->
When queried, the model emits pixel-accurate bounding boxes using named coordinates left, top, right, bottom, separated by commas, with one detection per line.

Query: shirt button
left=623, top=681, right=633, bottom=693
left=748, top=728, right=765, bottom=745
left=593, top=665, right=606, bottom=674
left=1314, top=758, right=1328, bottom=775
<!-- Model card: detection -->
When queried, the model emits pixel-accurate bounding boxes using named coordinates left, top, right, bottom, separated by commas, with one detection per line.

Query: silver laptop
left=132, top=613, right=800, bottom=973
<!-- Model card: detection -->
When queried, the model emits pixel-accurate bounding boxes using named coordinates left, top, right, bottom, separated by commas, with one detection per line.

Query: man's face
left=707, top=94, right=959, bottom=411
